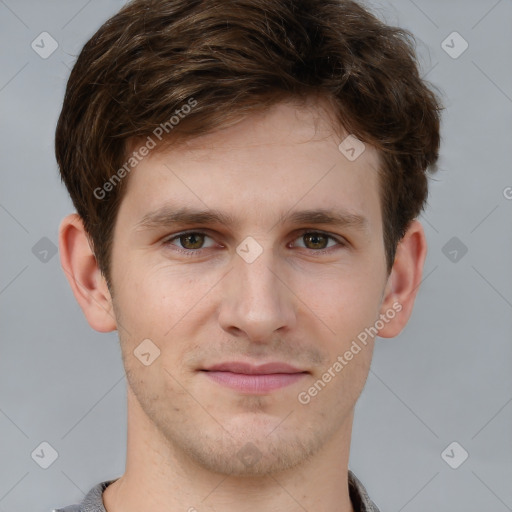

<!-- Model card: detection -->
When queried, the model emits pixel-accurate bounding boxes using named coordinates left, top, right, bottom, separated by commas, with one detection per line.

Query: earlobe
left=377, top=220, right=428, bottom=339
left=58, top=213, right=117, bottom=333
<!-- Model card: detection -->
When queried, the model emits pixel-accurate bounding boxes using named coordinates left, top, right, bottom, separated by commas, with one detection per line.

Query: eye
left=163, top=231, right=217, bottom=253
left=291, top=231, right=346, bottom=252
left=161, top=229, right=346, bottom=257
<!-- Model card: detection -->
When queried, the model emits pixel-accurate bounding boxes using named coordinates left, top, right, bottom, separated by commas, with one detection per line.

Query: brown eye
left=293, top=231, right=342, bottom=251
left=178, top=232, right=205, bottom=249
left=302, top=232, right=329, bottom=250
left=163, top=231, right=216, bottom=252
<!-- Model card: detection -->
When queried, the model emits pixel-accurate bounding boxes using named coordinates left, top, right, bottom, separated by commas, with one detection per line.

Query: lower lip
left=202, top=371, right=307, bottom=393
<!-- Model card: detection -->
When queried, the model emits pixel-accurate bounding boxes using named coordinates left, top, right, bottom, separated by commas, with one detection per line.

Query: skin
left=59, top=97, right=427, bottom=512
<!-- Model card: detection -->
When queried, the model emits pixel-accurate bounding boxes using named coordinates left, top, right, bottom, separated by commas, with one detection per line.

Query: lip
left=202, top=361, right=306, bottom=374
left=200, top=361, right=308, bottom=394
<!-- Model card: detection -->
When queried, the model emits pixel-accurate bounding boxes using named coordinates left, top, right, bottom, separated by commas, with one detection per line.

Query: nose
left=217, top=243, right=297, bottom=343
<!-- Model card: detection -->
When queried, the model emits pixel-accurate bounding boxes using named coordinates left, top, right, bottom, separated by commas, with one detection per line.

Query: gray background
left=0, top=0, right=511, bottom=511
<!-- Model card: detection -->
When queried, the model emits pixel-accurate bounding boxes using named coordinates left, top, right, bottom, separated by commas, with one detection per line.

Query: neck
left=103, top=387, right=356, bottom=512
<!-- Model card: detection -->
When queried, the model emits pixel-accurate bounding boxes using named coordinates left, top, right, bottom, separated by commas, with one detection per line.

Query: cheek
left=115, top=262, right=182, bottom=317
left=297, top=266, right=383, bottom=336
left=114, top=264, right=217, bottom=357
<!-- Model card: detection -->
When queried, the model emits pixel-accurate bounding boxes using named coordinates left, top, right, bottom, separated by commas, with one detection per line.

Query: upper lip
left=202, top=361, right=307, bottom=374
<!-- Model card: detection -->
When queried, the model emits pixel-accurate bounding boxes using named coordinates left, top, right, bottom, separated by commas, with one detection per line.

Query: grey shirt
left=52, top=470, right=380, bottom=512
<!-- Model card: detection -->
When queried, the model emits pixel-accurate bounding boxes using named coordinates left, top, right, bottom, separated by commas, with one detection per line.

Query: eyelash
left=161, top=229, right=347, bottom=257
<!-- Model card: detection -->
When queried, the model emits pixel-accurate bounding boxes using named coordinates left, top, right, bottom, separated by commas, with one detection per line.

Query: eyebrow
left=134, top=205, right=370, bottom=234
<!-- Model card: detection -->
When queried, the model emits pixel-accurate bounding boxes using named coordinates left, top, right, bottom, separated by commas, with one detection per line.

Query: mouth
left=199, top=361, right=309, bottom=394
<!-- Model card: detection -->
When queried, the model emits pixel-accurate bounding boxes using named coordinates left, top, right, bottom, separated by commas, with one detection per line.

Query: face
left=109, top=98, right=390, bottom=476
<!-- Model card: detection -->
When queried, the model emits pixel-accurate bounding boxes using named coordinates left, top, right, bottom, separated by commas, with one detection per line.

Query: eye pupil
left=181, top=233, right=204, bottom=249
left=304, top=233, right=327, bottom=249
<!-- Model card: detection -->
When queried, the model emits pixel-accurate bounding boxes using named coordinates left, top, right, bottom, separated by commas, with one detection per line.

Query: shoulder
left=348, top=470, right=381, bottom=512
left=51, top=479, right=119, bottom=512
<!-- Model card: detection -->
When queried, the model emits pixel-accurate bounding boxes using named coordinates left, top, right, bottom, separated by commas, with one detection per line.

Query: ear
left=377, top=219, right=427, bottom=338
left=58, top=213, right=117, bottom=332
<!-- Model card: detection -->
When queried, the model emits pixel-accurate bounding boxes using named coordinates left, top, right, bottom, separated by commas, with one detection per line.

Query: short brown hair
left=55, top=0, right=442, bottom=289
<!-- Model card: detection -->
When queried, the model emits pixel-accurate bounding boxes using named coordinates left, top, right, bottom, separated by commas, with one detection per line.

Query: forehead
left=118, top=100, right=383, bottom=235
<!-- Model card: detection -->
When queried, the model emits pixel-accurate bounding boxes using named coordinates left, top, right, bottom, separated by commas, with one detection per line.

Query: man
left=53, top=0, right=442, bottom=510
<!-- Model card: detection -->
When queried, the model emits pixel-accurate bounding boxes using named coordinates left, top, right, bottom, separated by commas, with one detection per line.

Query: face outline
left=59, top=97, right=427, bottom=479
